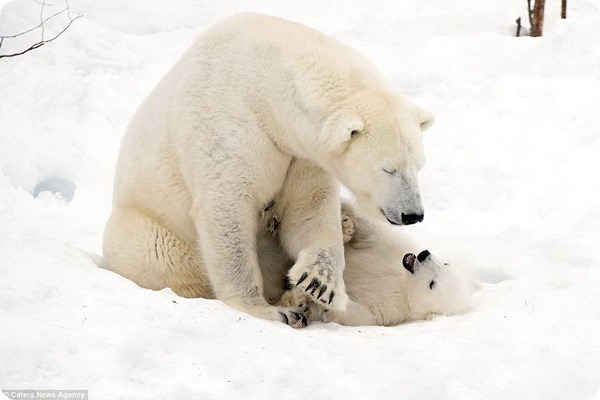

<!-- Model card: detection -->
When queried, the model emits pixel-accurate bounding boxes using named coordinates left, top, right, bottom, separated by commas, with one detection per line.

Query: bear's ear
left=320, top=114, right=364, bottom=152
left=417, top=108, right=435, bottom=132
left=339, top=117, right=364, bottom=144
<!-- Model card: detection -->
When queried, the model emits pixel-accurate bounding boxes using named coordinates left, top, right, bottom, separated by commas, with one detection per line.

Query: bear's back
left=191, top=13, right=386, bottom=92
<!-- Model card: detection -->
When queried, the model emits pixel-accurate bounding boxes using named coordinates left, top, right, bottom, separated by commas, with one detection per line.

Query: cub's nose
left=417, top=250, right=431, bottom=262
left=401, top=213, right=424, bottom=225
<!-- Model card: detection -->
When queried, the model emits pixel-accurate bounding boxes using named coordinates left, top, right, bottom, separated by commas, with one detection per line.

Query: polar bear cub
left=102, top=13, right=434, bottom=326
left=268, top=204, right=480, bottom=326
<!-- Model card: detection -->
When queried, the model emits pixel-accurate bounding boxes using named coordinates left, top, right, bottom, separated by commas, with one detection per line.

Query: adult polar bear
left=103, top=13, right=434, bottom=327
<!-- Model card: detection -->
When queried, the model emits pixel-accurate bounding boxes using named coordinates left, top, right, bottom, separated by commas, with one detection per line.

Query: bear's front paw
left=288, top=248, right=349, bottom=312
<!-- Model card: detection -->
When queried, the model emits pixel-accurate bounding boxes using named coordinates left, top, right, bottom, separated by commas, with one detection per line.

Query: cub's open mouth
left=402, top=253, right=416, bottom=274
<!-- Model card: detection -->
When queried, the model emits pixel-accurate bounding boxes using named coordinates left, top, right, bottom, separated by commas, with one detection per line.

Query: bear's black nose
left=417, top=250, right=431, bottom=262
left=401, top=213, right=424, bottom=225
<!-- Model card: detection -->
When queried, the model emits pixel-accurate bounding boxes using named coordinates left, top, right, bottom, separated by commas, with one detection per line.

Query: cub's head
left=402, top=250, right=480, bottom=320
left=318, top=92, right=434, bottom=226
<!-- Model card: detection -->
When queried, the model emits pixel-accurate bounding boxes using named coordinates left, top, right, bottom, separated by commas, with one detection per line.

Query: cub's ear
left=416, top=107, right=435, bottom=132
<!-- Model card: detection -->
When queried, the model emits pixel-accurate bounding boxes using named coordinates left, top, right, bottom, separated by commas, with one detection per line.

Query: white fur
left=102, top=13, right=433, bottom=325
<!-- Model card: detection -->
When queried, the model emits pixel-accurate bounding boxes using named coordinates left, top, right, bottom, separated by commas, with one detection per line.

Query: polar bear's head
left=402, top=250, right=480, bottom=320
left=318, top=93, right=434, bottom=225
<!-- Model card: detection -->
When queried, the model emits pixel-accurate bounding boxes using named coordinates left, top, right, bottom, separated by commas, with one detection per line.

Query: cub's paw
left=278, top=308, right=308, bottom=329
left=287, top=248, right=349, bottom=311
left=341, top=210, right=355, bottom=244
left=261, top=200, right=281, bottom=237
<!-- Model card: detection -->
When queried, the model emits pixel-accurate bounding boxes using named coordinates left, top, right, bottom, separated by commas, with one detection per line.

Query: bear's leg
left=192, top=197, right=307, bottom=328
left=102, top=206, right=213, bottom=298
left=256, top=203, right=293, bottom=305
left=275, top=159, right=349, bottom=311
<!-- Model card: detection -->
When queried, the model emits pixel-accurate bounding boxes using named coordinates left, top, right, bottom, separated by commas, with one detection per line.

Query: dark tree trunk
left=561, top=0, right=567, bottom=19
left=530, top=0, right=546, bottom=37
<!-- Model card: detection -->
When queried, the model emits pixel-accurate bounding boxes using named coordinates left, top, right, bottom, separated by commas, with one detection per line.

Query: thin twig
left=0, top=7, right=70, bottom=39
left=0, top=13, right=82, bottom=59
left=0, top=0, right=82, bottom=59
left=40, top=0, right=46, bottom=44
left=66, top=0, right=72, bottom=21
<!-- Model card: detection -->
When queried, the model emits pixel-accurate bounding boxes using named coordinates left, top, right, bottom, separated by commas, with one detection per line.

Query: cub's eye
left=429, top=280, right=436, bottom=290
left=350, top=130, right=360, bottom=138
left=382, top=168, right=397, bottom=175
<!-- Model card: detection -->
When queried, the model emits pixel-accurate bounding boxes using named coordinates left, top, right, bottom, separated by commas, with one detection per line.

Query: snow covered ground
left=1, top=0, right=600, bottom=398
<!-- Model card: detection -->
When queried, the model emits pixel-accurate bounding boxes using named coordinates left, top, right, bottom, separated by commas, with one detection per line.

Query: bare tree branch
left=527, top=0, right=534, bottom=27
left=40, top=0, right=46, bottom=44
left=0, top=1, right=82, bottom=59
left=1, top=7, right=70, bottom=39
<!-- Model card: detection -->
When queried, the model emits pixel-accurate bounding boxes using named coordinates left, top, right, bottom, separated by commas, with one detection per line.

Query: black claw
left=283, top=277, right=293, bottom=291
left=317, top=285, right=327, bottom=300
left=291, top=312, right=308, bottom=328
left=279, top=312, right=289, bottom=325
left=296, top=272, right=308, bottom=286
left=328, top=291, right=335, bottom=305
left=305, top=277, right=319, bottom=293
